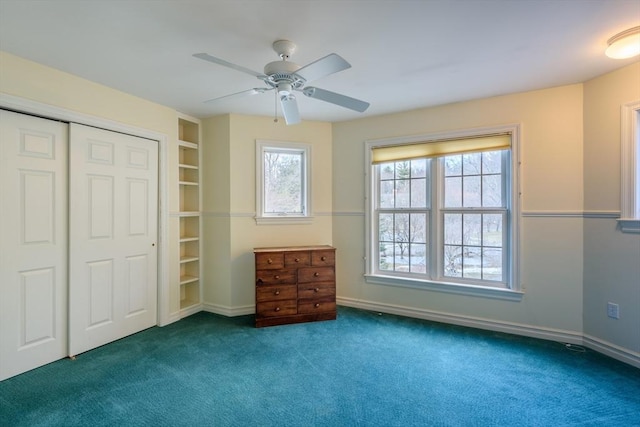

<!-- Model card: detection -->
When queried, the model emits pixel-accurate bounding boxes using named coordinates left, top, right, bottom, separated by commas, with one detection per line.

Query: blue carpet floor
left=1, top=307, right=639, bottom=426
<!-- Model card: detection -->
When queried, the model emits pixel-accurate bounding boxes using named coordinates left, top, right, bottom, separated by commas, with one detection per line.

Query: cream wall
left=583, top=62, right=640, bottom=354
left=201, top=114, right=333, bottom=314
left=0, top=51, right=183, bottom=317
left=332, top=85, right=586, bottom=336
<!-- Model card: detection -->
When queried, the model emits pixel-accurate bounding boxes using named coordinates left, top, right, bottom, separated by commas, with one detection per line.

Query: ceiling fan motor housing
left=264, top=60, right=304, bottom=89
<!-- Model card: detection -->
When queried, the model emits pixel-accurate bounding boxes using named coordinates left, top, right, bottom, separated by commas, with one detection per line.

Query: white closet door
left=69, top=123, right=158, bottom=357
left=0, top=110, right=68, bottom=380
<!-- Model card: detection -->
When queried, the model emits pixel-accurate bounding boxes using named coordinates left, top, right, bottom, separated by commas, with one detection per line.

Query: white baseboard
left=179, top=303, right=203, bottom=319
left=337, top=296, right=583, bottom=344
left=336, top=296, right=640, bottom=368
left=202, top=302, right=254, bottom=317
left=176, top=297, right=640, bottom=368
left=583, top=334, right=640, bottom=368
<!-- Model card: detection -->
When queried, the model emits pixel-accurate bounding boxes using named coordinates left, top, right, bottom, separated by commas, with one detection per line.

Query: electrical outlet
left=607, top=302, right=620, bottom=319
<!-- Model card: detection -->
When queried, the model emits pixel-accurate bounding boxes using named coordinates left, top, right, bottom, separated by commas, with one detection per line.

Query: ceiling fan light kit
left=605, top=26, right=640, bottom=59
left=194, top=40, right=370, bottom=125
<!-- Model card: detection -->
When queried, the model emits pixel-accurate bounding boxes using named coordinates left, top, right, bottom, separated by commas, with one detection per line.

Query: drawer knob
left=274, top=275, right=280, bottom=279
left=275, top=307, right=281, bottom=312
left=321, top=256, right=326, bottom=261
left=314, top=287, right=320, bottom=292
left=295, top=258, right=300, bottom=262
left=267, top=258, right=273, bottom=264
left=274, top=290, right=280, bottom=295
left=314, top=303, right=320, bottom=308
left=314, top=272, right=320, bottom=277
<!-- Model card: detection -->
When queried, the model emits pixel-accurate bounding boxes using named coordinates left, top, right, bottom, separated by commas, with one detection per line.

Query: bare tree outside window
left=256, top=140, right=310, bottom=222
left=377, top=159, right=429, bottom=274
left=442, top=151, right=505, bottom=282
left=375, top=149, right=507, bottom=286
left=264, top=151, right=304, bottom=214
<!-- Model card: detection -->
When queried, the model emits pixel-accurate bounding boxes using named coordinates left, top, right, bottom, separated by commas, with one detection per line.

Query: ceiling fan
left=193, top=40, right=370, bottom=125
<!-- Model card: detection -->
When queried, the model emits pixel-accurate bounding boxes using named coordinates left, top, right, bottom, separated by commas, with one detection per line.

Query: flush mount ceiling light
left=605, top=26, right=640, bottom=59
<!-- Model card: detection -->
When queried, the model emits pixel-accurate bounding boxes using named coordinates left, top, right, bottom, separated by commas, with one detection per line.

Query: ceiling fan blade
left=294, top=53, right=351, bottom=83
left=203, top=87, right=271, bottom=104
left=193, top=53, right=267, bottom=79
left=302, top=87, right=370, bottom=112
left=280, top=95, right=301, bottom=125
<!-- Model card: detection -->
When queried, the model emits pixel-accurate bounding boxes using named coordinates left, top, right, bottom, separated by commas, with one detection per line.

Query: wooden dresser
left=254, top=245, right=336, bottom=327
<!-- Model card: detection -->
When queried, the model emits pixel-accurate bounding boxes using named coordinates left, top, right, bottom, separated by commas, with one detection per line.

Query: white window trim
left=619, top=100, right=640, bottom=233
left=364, top=124, right=522, bottom=300
left=255, top=139, right=312, bottom=225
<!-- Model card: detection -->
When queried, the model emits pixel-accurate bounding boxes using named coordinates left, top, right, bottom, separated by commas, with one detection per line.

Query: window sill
left=255, top=216, right=313, bottom=225
left=364, top=274, right=524, bottom=301
left=618, top=218, right=640, bottom=234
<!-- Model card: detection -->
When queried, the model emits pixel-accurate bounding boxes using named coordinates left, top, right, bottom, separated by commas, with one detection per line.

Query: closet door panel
left=0, top=110, right=68, bottom=381
left=69, top=124, right=158, bottom=357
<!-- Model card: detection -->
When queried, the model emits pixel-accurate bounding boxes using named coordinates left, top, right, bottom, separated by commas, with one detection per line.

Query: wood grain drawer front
left=256, top=269, right=296, bottom=285
left=256, top=285, right=297, bottom=302
left=256, top=300, right=297, bottom=317
left=298, top=300, right=336, bottom=314
left=255, top=252, right=284, bottom=270
left=298, top=267, right=335, bottom=283
left=285, top=251, right=310, bottom=267
left=311, top=250, right=335, bottom=266
left=298, top=283, right=336, bottom=300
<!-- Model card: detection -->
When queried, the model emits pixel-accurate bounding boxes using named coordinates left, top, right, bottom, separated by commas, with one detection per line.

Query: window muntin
left=369, top=130, right=517, bottom=292
left=256, top=140, right=311, bottom=223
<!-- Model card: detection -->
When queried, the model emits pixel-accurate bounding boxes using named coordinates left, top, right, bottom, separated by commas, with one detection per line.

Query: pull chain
left=274, top=90, right=278, bottom=123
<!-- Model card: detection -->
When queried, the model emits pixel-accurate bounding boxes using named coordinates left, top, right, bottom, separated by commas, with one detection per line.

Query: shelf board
left=179, top=163, right=199, bottom=170
left=178, top=211, right=200, bottom=217
left=179, top=236, right=199, bottom=243
left=180, top=275, right=199, bottom=285
left=179, top=180, right=199, bottom=186
left=180, top=256, right=199, bottom=264
left=178, top=140, right=198, bottom=149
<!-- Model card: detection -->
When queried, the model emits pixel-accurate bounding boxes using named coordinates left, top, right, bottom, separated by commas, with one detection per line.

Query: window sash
left=255, top=140, right=312, bottom=224
left=262, top=148, right=306, bottom=215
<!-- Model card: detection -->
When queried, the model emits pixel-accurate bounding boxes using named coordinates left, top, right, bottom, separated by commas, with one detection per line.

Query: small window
left=256, top=140, right=311, bottom=224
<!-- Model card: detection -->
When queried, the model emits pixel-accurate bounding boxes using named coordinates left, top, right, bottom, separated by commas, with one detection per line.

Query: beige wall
left=201, top=114, right=333, bottom=313
left=0, top=51, right=183, bottom=316
left=333, top=84, right=586, bottom=334
left=583, top=62, right=640, bottom=353
left=3, top=49, right=637, bottom=362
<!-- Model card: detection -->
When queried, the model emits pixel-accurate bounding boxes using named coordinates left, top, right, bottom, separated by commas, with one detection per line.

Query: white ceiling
left=1, top=0, right=638, bottom=123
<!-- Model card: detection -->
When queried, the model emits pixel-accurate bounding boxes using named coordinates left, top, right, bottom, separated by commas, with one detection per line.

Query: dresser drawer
left=256, top=284, right=297, bottom=302
left=255, top=252, right=284, bottom=270
left=256, top=269, right=296, bottom=285
left=311, top=250, right=335, bottom=266
left=298, top=267, right=335, bottom=283
left=298, top=299, right=336, bottom=314
left=298, top=283, right=336, bottom=300
left=256, top=300, right=297, bottom=317
left=285, top=251, right=310, bottom=267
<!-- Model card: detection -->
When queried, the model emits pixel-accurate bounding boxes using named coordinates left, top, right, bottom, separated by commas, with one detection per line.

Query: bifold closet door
left=0, top=110, right=68, bottom=381
left=69, top=124, right=158, bottom=357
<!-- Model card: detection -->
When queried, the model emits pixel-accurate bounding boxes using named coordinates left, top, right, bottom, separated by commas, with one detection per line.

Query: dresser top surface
left=254, top=245, right=335, bottom=253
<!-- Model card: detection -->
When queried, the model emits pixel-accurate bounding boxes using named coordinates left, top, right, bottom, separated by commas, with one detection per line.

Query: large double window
left=366, top=126, right=521, bottom=297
